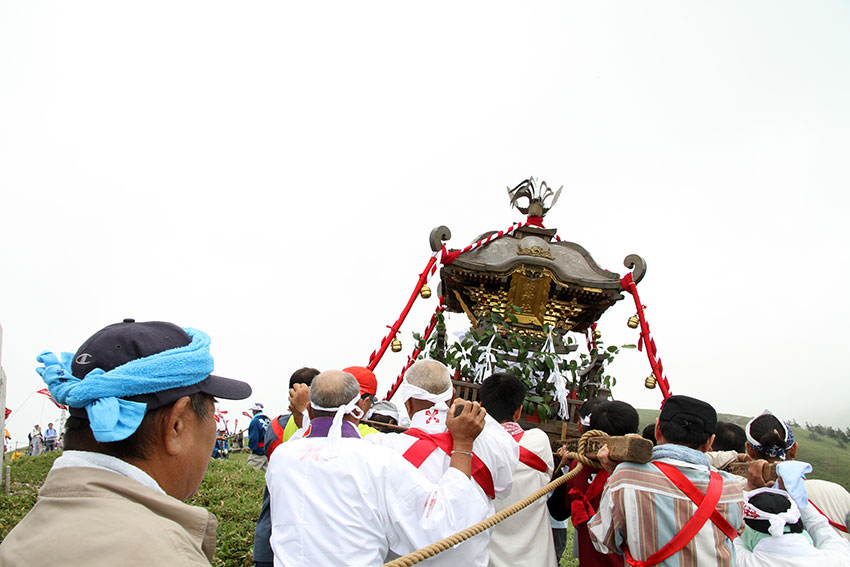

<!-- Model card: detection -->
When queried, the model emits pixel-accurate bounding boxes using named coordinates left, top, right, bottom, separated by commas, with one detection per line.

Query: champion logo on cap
left=75, top=353, right=93, bottom=365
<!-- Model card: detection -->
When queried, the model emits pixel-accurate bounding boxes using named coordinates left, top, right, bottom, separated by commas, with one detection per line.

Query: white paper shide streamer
left=542, top=331, right=570, bottom=420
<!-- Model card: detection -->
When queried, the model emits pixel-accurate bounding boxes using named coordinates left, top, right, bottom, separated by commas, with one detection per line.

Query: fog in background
left=2, top=1, right=848, bottom=445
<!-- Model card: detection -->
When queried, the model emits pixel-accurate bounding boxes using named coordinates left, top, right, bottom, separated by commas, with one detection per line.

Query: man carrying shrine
left=266, top=369, right=489, bottom=567
left=479, top=371, right=557, bottom=567
left=365, top=359, right=518, bottom=567
left=588, top=395, right=744, bottom=567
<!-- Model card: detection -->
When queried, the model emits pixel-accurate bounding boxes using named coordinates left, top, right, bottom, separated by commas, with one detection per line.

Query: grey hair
left=310, top=370, right=360, bottom=411
left=406, top=359, right=451, bottom=394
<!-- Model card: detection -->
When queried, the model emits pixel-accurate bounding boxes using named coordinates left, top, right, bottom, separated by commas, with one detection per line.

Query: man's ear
left=699, top=434, right=716, bottom=453
left=512, top=407, right=523, bottom=423
left=451, top=387, right=457, bottom=404
left=787, top=441, right=798, bottom=460
left=161, top=396, right=193, bottom=457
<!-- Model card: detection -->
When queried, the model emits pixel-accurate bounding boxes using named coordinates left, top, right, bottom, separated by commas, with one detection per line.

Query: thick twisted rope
left=382, top=430, right=608, bottom=567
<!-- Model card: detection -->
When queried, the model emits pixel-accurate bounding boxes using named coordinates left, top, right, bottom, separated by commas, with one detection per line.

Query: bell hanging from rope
left=391, top=338, right=403, bottom=352
left=592, top=329, right=602, bottom=340
left=627, top=315, right=639, bottom=329
left=420, top=285, right=432, bottom=299
left=644, top=375, right=657, bottom=389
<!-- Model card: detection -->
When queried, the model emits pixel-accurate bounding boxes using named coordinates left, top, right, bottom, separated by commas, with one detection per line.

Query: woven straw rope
left=382, top=429, right=608, bottom=567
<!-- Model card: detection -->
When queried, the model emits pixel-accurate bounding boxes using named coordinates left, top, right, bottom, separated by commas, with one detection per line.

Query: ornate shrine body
left=368, top=178, right=670, bottom=442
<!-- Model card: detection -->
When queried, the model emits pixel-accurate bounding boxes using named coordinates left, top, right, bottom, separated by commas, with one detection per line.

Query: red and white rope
left=383, top=298, right=447, bottom=400
left=620, top=272, right=672, bottom=400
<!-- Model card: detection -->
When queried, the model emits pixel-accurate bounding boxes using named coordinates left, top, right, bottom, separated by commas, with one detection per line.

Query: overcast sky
left=2, top=1, right=848, bottom=446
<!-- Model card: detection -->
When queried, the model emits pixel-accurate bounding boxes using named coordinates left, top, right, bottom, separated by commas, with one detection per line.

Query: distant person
left=266, top=369, right=490, bottom=566
left=480, top=372, right=557, bottom=567
left=252, top=366, right=319, bottom=567
left=550, top=400, right=640, bottom=567
left=0, top=319, right=252, bottom=566
left=246, top=402, right=270, bottom=471
left=733, top=487, right=850, bottom=566
left=588, top=395, right=745, bottom=567
left=29, top=425, right=44, bottom=455
left=745, top=410, right=850, bottom=540
left=365, top=359, right=518, bottom=567
left=44, top=422, right=58, bottom=452
left=213, top=411, right=230, bottom=459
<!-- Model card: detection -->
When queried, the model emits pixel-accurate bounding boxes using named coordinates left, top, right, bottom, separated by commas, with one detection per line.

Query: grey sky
left=2, top=1, right=848, bottom=445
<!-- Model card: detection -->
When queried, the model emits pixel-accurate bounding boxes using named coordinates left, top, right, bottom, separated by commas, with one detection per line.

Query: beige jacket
left=0, top=466, right=217, bottom=567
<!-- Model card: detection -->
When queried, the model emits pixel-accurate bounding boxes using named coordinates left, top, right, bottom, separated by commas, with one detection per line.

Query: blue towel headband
left=37, top=327, right=214, bottom=443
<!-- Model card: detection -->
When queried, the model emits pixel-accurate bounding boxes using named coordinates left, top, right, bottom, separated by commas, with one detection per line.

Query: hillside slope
left=637, top=409, right=850, bottom=489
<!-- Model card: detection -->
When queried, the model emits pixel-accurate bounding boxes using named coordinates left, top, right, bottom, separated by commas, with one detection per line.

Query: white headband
left=310, top=392, right=364, bottom=459
left=395, top=379, right=452, bottom=412
left=745, top=409, right=794, bottom=460
left=743, top=487, right=801, bottom=537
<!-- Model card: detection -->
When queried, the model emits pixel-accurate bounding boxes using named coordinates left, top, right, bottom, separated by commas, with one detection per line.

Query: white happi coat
left=366, top=408, right=519, bottom=567
left=733, top=505, right=850, bottom=567
left=488, top=426, right=557, bottom=567
left=266, top=423, right=489, bottom=567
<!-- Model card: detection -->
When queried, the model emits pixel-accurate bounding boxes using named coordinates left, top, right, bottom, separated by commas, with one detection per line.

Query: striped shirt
left=588, top=451, right=744, bottom=567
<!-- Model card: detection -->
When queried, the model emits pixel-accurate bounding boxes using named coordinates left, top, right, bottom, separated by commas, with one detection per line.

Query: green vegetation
left=637, top=409, right=850, bottom=490
left=0, top=451, right=61, bottom=541
left=187, top=454, right=267, bottom=567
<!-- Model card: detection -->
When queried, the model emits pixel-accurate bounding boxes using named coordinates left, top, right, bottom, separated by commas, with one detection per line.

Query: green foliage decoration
left=414, top=308, right=635, bottom=421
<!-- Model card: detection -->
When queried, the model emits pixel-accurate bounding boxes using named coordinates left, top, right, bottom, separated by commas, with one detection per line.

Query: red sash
left=265, top=416, right=287, bottom=458
left=568, top=468, right=610, bottom=526
left=402, top=429, right=496, bottom=499
left=622, top=462, right=737, bottom=567
left=809, top=500, right=849, bottom=533
left=511, top=431, right=549, bottom=473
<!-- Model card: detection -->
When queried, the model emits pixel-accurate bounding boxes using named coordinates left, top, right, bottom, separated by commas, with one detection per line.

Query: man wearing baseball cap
left=247, top=402, right=271, bottom=471
left=588, top=395, right=745, bottom=567
left=0, top=319, right=252, bottom=567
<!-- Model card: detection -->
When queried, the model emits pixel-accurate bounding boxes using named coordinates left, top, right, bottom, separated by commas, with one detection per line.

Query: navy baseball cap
left=69, top=319, right=251, bottom=416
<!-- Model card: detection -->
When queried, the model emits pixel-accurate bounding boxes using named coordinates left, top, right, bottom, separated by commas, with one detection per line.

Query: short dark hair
left=64, top=392, right=213, bottom=460
left=642, top=423, right=657, bottom=446
left=713, top=421, right=746, bottom=453
left=479, top=372, right=527, bottom=423
left=579, top=396, right=608, bottom=420
left=289, top=367, right=320, bottom=389
left=588, top=401, right=639, bottom=436
left=658, top=418, right=712, bottom=449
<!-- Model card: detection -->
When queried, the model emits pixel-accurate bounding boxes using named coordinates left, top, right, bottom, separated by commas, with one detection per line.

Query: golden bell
left=627, top=315, right=639, bottom=329
left=420, top=285, right=432, bottom=299
left=391, top=338, right=403, bottom=352
left=592, top=329, right=602, bottom=340
left=644, top=375, right=657, bottom=389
